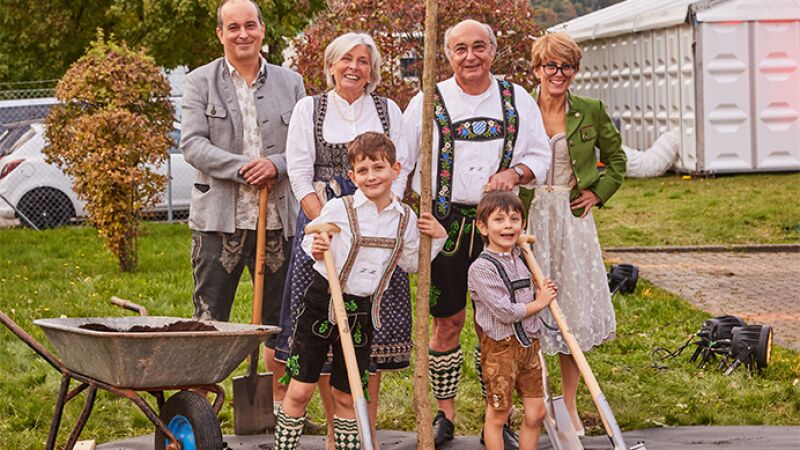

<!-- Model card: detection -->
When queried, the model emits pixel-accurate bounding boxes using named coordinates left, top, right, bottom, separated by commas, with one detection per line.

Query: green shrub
left=44, top=31, right=174, bottom=271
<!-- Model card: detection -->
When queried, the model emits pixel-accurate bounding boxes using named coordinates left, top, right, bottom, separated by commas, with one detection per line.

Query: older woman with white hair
left=273, top=32, right=410, bottom=450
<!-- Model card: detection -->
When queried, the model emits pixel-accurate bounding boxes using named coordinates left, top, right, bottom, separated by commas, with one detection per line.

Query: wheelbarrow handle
left=110, top=297, right=148, bottom=316
left=518, top=235, right=630, bottom=450
left=0, top=309, right=64, bottom=372
left=305, top=223, right=374, bottom=450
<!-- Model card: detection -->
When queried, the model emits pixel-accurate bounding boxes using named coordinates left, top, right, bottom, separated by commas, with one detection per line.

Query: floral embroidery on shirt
left=455, top=119, right=503, bottom=139
left=499, top=80, right=518, bottom=172
left=433, top=80, right=519, bottom=220
left=229, top=63, right=282, bottom=230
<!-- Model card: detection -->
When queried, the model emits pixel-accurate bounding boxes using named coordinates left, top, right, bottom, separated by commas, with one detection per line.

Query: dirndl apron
left=528, top=132, right=616, bottom=355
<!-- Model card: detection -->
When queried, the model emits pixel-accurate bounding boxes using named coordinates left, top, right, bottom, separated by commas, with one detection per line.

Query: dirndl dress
left=274, top=92, right=413, bottom=371
left=527, top=132, right=616, bottom=355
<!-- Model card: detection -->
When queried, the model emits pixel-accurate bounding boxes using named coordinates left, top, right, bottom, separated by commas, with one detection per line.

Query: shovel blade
left=233, top=372, right=274, bottom=435
left=544, top=395, right=583, bottom=450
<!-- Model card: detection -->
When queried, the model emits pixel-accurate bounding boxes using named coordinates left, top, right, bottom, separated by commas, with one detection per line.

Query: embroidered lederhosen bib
left=477, top=253, right=532, bottom=347
left=432, top=79, right=519, bottom=220
left=312, top=92, right=391, bottom=184
left=330, top=196, right=411, bottom=330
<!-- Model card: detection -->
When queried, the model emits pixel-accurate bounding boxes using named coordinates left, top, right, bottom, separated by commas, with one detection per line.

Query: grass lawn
left=595, top=172, right=800, bottom=246
left=0, top=173, right=799, bottom=448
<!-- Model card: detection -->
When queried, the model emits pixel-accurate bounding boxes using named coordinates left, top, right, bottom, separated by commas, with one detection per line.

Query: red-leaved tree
left=290, top=0, right=541, bottom=109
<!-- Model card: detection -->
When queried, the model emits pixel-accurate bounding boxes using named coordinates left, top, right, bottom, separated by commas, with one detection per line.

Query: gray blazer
left=180, top=58, right=305, bottom=238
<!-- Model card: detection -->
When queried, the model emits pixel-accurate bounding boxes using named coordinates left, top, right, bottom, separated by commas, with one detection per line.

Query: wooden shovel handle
left=320, top=250, right=366, bottom=400
left=305, top=223, right=373, bottom=449
left=305, top=222, right=342, bottom=235
left=517, top=235, right=615, bottom=437
left=252, top=187, right=268, bottom=326
left=304, top=223, right=363, bottom=398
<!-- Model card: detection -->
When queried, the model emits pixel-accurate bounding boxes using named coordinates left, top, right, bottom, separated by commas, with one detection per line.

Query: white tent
left=550, top=0, right=800, bottom=173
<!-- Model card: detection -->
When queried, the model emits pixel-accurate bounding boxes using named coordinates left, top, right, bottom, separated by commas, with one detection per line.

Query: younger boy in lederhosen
left=468, top=191, right=557, bottom=450
left=273, top=132, right=446, bottom=449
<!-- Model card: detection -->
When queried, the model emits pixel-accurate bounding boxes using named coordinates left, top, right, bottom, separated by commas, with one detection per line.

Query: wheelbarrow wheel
left=155, top=391, right=223, bottom=450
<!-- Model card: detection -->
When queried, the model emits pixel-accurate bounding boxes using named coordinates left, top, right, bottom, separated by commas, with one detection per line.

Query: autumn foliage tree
left=44, top=32, right=174, bottom=272
left=290, top=0, right=542, bottom=109
left=0, top=0, right=326, bottom=83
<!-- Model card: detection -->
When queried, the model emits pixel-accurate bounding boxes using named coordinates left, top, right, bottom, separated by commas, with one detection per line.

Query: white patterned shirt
left=226, top=58, right=281, bottom=230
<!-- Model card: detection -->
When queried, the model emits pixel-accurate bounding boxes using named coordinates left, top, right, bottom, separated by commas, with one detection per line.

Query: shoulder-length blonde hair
left=531, top=33, right=582, bottom=70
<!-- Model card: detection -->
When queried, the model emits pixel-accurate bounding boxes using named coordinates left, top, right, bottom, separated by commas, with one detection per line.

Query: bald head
left=216, top=0, right=266, bottom=66
left=217, top=0, right=263, bottom=28
left=443, top=19, right=497, bottom=92
left=444, top=20, right=497, bottom=60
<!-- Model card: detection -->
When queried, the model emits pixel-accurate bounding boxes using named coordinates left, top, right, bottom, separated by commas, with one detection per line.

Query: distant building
left=552, top=0, right=800, bottom=174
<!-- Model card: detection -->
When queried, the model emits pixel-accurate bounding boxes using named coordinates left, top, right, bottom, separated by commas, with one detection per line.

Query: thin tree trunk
left=414, top=0, right=438, bottom=448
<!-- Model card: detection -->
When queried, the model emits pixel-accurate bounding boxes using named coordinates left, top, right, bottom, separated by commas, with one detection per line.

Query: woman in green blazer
left=527, top=32, right=626, bottom=436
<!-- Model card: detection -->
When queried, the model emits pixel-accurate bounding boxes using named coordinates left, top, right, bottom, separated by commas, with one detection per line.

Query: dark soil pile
left=79, top=321, right=218, bottom=333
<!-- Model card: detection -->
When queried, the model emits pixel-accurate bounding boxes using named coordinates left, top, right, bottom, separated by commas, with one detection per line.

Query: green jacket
left=523, top=91, right=626, bottom=216
left=562, top=92, right=626, bottom=207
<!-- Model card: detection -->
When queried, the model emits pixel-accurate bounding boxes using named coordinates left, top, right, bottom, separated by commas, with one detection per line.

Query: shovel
left=539, top=350, right=583, bottom=450
left=518, top=234, right=646, bottom=450
left=233, top=187, right=275, bottom=435
left=304, top=222, right=375, bottom=450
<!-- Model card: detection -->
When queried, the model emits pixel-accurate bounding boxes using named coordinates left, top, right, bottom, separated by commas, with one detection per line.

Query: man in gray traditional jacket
left=180, top=0, right=304, bottom=390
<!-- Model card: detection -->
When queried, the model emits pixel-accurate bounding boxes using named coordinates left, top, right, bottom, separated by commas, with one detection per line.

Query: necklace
left=332, top=91, right=365, bottom=124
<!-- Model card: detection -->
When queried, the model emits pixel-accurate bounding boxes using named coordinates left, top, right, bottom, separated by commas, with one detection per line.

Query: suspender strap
left=370, top=203, right=410, bottom=329
left=333, top=196, right=410, bottom=329
left=477, top=253, right=532, bottom=347
left=432, top=85, right=455, bottom=220
left=497, top=79, right=518, bottom=172
left=433, top=79, right=519, bottom=220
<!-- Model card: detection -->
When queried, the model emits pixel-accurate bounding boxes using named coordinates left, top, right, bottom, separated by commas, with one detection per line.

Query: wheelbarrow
left=0, top=299, right=279, bottom=450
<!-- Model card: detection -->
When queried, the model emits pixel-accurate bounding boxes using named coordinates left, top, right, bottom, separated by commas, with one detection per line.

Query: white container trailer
left=550, top=0, right=800, bottom=174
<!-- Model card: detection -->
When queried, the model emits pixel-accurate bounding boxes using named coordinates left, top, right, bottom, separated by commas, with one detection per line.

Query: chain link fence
left=0, top=82, right=192, bottom=229
left=0, top=80, right=56, bottom=125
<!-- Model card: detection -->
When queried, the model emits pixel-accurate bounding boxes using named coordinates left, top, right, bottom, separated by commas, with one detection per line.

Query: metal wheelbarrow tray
left=0, top=309, right=278, bottom=450
left=35, top=316, right=276, bottom=389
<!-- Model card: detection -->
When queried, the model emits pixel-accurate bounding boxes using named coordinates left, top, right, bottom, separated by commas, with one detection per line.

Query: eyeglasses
left=541, top=63, right=576, bottom=77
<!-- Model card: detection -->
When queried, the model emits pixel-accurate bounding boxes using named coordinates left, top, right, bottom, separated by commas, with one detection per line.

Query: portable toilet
left=550, top=0, right=800, bottom=174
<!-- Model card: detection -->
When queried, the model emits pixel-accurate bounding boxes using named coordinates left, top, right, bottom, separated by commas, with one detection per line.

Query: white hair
left=443, top=20, right=497, bottom=61
left=324, top=33, right=382, bottom=95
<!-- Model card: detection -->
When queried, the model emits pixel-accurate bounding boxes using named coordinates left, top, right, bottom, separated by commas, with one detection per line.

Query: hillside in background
left=533, top=0, right=625, bottom=29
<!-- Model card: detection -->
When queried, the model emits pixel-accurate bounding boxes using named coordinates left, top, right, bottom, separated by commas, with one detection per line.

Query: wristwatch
left=512, top=164, right=525, bottom=181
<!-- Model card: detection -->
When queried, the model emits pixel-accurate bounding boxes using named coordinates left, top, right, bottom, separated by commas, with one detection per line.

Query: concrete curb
left=604, top=244, right=800, bottom=253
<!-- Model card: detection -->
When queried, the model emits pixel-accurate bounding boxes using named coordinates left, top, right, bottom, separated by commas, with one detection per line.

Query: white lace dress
left=527, top=132, right=616, bottom=355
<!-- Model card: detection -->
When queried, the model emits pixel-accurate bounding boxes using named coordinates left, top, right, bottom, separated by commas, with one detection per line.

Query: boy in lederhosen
left=273, top=131, right=446, bottom=449
left=468, top=191, right=557, bottom=450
